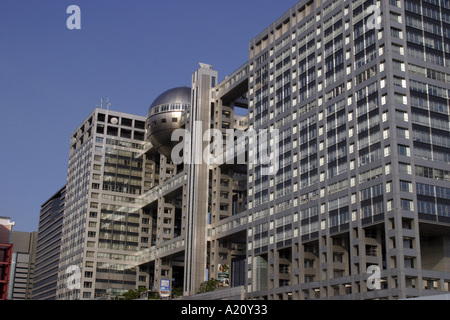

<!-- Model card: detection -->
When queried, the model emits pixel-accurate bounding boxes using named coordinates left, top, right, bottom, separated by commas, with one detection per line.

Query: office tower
left=8, top=231, right=38, bottom=300
left=33, top=186, right=66, bottom=300
left=0, top=217, right=14, bottom=300
left=243, top=0, right=450, bottom=299
left=56, top=109, right=150, bottom=300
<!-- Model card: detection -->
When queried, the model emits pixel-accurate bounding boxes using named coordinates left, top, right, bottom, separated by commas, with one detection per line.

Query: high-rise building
left=237, top=0, right=450, bottom=300
left=8, top=231, right=38, bottom=300
left=33, top=186, right=66, bottom=300
left=55, top=109, right=150, bottom=300
left=44, top=0, right=450, bottom=300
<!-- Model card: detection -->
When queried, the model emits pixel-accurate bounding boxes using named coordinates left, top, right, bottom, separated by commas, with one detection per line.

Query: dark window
left=135, top=120, right=145, bottom=129
left=121, top=118, right=133, bottom=127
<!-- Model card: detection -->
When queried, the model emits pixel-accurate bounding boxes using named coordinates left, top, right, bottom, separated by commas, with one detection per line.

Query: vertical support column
left=184, top=63, right=218, bottom=296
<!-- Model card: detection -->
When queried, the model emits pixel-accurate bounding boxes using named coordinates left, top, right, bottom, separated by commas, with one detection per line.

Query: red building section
left=0, top=243, right=13, bottom=300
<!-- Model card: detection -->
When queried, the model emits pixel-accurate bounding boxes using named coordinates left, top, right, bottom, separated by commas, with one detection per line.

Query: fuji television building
left=45, top=0, right=450, bottom=300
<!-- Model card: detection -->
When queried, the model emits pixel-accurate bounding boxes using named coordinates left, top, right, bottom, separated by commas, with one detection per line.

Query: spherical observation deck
left=146, top=87, right=191, bottom=158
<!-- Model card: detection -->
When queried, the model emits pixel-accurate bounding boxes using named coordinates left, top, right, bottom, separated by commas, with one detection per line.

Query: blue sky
left=0, top=0, right=299, bottom=232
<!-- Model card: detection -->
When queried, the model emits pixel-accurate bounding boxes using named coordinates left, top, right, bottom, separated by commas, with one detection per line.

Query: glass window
left=398, top=144, right=410, bottom=156
left=400, top=181, right=413, bottom=193
left=401, top=199, right=414, bottom=211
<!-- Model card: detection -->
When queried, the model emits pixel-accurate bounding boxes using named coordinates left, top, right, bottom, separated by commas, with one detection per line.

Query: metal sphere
left=146, top=87, right=191, bottom=158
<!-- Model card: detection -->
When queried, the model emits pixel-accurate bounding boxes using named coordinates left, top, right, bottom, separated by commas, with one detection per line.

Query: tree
left=123, top=287, right=148, bottom=300
left=172, top=287, right=183, bottom=298
left=197, top=279, right=220, bottom=293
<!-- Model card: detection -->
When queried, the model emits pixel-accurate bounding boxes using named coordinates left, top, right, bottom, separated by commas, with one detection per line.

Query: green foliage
left=197, top=279, right=220, bottom=294
left=172, top=287, right=183, bottom=298
left=123, top=287, right=148, bottom=300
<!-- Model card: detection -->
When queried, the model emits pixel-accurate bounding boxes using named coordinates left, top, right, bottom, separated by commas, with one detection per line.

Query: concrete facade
left=55, top=109, right=150, bottom=300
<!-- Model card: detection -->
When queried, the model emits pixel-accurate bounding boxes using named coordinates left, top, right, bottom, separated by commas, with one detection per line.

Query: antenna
left=107, top=98, right=111, bottom=110
left=100, top=98, right=104, bottom=109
